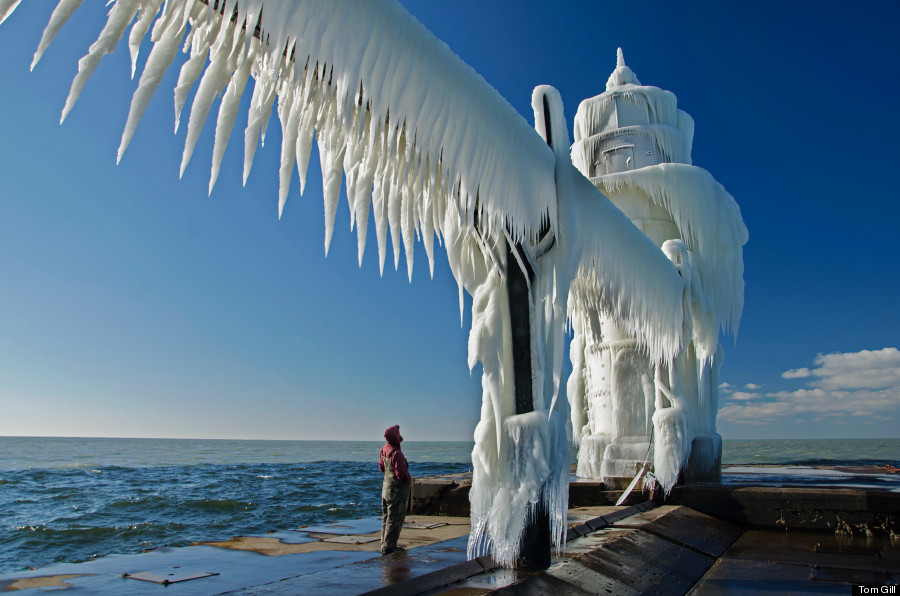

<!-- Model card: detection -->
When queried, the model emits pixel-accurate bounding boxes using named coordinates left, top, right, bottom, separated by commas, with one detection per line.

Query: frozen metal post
left=502, top=93, right=557, bottom=570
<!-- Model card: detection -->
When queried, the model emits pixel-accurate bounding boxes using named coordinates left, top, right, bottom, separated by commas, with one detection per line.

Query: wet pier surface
left=1, top=465, right=898, bottom=594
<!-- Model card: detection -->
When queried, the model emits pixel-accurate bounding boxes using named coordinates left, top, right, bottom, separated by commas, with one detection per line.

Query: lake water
left=0, top=436, right=897, bottom=573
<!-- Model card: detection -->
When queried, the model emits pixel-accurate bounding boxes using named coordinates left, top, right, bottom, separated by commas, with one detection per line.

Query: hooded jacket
left=379, top=425, right=411, bottom=482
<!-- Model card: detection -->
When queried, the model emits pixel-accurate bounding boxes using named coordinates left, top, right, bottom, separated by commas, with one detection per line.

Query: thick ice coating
left=3, top=2, right=721, bottom=564
left=567, top=49, right=747, bottom=495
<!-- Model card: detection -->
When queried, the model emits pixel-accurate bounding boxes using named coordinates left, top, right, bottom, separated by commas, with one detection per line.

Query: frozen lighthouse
left=568, top=49, right=748, bottom=489
left=0, top=0, right=745, bottom=566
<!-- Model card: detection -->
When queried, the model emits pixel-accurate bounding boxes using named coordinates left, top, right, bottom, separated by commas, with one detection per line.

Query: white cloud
left=782, top=367, right=811, bottom=379
left=810, top=347, right=900, bottom=391
left=744, top=383, right=761, bottom=390
left=720, top=347, right=900, bottom=426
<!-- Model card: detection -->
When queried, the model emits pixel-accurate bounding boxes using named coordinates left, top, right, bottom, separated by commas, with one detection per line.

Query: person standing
left=379, top=424, right=411, bottom=554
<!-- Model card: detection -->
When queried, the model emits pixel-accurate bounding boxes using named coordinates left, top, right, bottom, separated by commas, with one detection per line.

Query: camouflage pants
left=381, top=479, right=410, bottom=553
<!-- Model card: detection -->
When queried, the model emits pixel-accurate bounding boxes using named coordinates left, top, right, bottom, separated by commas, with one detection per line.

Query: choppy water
left=1, top=437, right=897, bottom=573
left=0, top=437, right=472, bottom=574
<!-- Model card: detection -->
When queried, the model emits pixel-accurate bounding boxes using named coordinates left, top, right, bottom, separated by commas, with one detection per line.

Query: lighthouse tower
left=567, top=49, right=748, bottom=487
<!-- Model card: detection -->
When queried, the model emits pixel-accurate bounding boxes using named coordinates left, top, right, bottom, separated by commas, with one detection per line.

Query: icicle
left=432, top=159, right=446, bottom=253
left=344, top=141, right=362, bottom=233
left=295, top=61, right=321, bottom=195
left=173, top=5, right=217, bottom=134
left=179, top=13, right=239, bottom=178
left=387, top=178, right=403, bottom=272
left=319, top=92, right=347, bottom=256
left=128, top=0, right=164, bottom=78
left=0, top=0, right=22, bottom=27
left=401, top=183, right=415, bottom=281
left=372, top=170, right=389, bottom=275
left=422, top=159, right=436, bottom=278
left=242, top=79, right=268, bottom=183
left=118, top=1, right=189, bottom=163
left=342, top=93, right=365, bottom=234
left=353, top=180, right=373, bottom=266
left=150, top=0, right=186, bottom=43
left=210, top=35, right=258, bottom=194
left=60, top=0, right=141, bottom=124
left=242, top=53, right=281, bottom=185
left=399, top=147, right=419, bottom=281
left=30, top=0, right=84, bottom=71
left=275, top=81, right=299, bottom=217
left=351, top=111, right=377, bottom=266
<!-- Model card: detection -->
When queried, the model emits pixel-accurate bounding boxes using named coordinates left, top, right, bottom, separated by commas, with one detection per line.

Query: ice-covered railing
left=566, top=170, right=685, bottom=362
left=20, top=0, right=558, bottom=282
left=598, top=165, right=748, bottom=341
left=5, top=0, right=692, bottom=389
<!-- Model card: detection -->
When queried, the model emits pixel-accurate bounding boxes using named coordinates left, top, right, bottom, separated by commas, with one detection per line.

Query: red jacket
left=379, top=425, right=411, bottom=482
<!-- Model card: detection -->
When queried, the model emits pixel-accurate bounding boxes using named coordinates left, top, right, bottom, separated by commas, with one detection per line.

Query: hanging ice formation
left=1, top=1, right=738, bottom=564
left=567, top=49, right=748, bottom=492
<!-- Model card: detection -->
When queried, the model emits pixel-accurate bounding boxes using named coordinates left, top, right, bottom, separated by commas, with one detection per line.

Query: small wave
left=256, top=475, right=273, bottom=479
left=14, top=521, right=190, bottom=541
left=107, top=496, right=166, bottom=509
left=120, top=521, right=190, bottom=536
left=14, top=524, right=117, bottom=540
left=185, top=498, right=253, bottom=511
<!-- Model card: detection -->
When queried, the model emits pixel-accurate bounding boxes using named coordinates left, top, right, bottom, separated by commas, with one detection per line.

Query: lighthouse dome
left=572, top=49, right=695, bottom=178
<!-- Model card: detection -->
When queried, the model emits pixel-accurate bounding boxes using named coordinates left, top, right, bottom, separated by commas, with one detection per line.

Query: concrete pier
left=1, top=465, right=897, bottom=594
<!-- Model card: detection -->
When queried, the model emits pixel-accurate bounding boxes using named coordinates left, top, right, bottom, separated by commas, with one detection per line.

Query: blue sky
left=0, top=1, right=897, bottom=441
